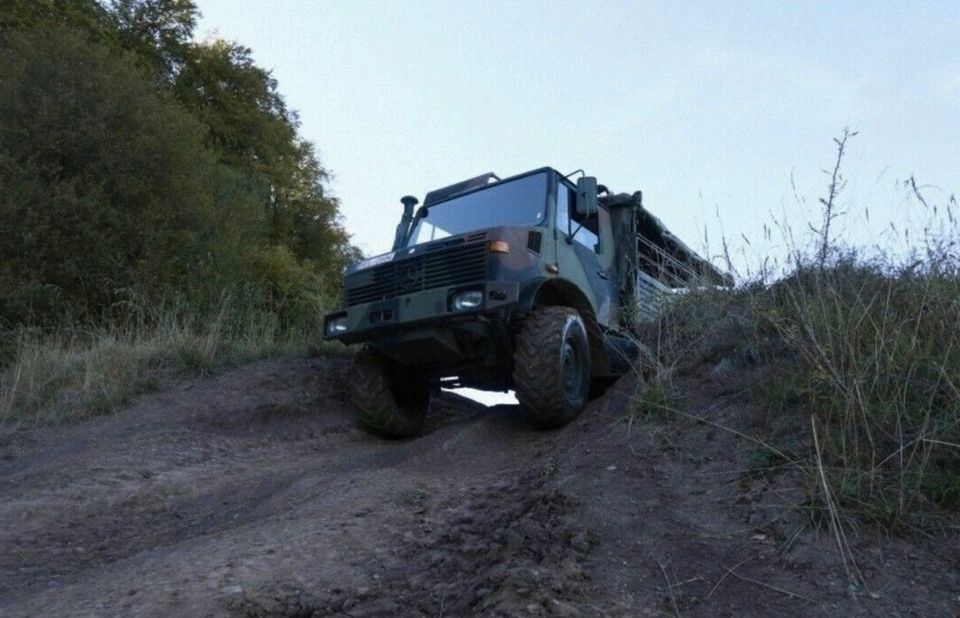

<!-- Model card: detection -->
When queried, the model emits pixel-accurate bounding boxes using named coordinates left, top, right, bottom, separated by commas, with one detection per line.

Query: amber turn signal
left=489, top=240, right=511, bottom=254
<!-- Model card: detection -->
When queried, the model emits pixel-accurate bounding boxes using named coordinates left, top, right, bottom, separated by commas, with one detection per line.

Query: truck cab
left=324, top=167, right=728, bottom=438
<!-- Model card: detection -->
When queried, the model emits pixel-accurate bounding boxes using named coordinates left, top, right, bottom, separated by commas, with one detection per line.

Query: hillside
left=1, top=355, right=956, bottom=617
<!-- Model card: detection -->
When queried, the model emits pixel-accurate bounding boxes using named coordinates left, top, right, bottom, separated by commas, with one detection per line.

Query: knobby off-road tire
left=513, top=306, right=592, bottom=430
left=348, top=347, right=428, bottom=439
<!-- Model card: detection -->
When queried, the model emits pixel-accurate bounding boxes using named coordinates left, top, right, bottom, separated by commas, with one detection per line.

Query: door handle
left=597, top=271, right=609, bottom=280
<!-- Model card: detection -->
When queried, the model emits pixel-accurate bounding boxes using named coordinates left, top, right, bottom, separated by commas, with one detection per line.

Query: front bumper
left=322, top=280, right=520, bottom=344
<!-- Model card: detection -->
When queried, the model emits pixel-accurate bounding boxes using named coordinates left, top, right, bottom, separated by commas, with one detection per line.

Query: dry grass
left=769, top=261, right=960, bottom=520
left=0, top=295, right=343, bottom=431
left=638, top=256, right=959, bottom=526
left=631, top=132, right=959, bottom=530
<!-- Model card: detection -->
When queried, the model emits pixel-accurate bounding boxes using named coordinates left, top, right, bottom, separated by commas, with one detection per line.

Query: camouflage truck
left=323, top=167, right=729, bottom=438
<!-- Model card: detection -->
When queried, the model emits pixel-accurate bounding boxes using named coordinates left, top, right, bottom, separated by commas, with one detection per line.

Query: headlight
left=452, top=289, right=483, bottom=312
left=325, top=316, right=348, bottom=335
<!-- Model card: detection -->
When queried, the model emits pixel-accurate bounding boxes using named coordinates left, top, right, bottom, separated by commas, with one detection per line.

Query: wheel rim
left=561, top=338, right=584, bottom=401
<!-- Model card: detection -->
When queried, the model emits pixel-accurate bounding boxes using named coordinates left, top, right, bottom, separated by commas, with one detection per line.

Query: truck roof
left=423, top=167, right=561, bottom=206
left=423, top=167, right=732, bottom=288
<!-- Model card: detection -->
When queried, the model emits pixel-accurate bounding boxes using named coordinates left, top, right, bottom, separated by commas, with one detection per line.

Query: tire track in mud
left=2, top=357, right=958, bottom=617
left=228, top=389, right=622, bottom=617
left=0, top=358, right=601, bottom=617
left=233, top=475, right=591, bottom=617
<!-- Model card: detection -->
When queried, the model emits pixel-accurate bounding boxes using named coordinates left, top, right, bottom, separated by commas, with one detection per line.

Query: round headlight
left=326, top=316, right=348, bottom=335
left=452, top=290, right=483, bottom=312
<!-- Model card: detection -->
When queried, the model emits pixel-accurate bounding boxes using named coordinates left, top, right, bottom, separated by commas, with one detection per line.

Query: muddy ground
left=1, top=355, right=958, bottom=616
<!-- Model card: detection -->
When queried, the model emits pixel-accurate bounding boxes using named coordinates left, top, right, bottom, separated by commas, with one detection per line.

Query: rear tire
left=348, top=347, right=428, bottom=439
left=513, top=306, right=592, bottom=429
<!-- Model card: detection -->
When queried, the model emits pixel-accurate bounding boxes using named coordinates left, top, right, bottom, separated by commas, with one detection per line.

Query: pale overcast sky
left=195, top=0, right=958, bottom=273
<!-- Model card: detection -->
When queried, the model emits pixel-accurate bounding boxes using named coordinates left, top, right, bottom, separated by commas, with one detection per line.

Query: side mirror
left=575, top=176, right=598, bottom=216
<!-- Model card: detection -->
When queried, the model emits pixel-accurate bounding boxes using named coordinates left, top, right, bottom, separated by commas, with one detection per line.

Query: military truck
left=323, top=167, right=729, bottom=438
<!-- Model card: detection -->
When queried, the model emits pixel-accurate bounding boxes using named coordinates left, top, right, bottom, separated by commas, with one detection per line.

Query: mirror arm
left=567, top=208, right=597, bottom=243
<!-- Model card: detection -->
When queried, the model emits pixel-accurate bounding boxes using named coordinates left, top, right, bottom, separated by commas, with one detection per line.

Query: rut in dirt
left=0, top=356, right=601, bottom=617
left=1, top=355, right=957, bottom=617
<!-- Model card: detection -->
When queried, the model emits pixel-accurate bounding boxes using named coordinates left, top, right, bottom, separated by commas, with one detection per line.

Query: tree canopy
left=0, top=0, right=357, bottom=327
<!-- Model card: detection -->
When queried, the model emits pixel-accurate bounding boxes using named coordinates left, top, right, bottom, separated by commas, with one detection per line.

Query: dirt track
left=1, top=356, right=958, bottom=616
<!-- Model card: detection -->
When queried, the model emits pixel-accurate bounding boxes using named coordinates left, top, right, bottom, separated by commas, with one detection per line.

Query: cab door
left=554, top=180, right=617, bottom=326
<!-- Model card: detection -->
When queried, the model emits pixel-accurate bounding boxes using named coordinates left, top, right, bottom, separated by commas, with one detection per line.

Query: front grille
left=345, top=241, right=488, bottom=306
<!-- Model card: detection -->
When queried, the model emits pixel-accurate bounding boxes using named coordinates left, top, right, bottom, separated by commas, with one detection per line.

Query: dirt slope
left=1, top=356, right=957, bottom=617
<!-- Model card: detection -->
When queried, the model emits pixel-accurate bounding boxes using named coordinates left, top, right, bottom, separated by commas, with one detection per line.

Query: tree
left=175, top=39, right=298, bottom=187
left=175, top=38, right=354, bottom=273
left=0, top=0, right=112, bottom=40
left=0, top=26, right=256, bottom=323
left=109, top=0, right=197, bottom=81
left=0, top=2, right=358, bottom=327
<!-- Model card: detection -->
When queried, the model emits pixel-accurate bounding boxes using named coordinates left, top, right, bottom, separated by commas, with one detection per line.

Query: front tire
left=513, top=306, right=592, bottom=429
left=348, top=347, right=428, bottom=439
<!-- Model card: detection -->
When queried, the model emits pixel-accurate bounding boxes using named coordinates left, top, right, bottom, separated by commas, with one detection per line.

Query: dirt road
left=1, top=356, right=957, bottom=616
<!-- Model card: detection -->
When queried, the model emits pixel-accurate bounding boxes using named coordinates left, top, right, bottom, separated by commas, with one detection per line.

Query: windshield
left=406, top=172, right=548, bottom=246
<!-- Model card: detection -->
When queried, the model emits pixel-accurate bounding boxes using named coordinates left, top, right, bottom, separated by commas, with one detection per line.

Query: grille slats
left=423, top=255, right=486, bottom=268
left=423, top=261, right=486, bottom=276
left=345, top=241, right=488, bottom=306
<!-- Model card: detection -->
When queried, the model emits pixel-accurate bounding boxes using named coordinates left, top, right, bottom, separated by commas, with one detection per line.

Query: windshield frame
left=405, top=168, right=556, bottom=246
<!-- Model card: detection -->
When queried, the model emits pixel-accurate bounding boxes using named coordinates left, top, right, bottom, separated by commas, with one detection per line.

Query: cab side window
left=556, top=182, right=600, bottom=253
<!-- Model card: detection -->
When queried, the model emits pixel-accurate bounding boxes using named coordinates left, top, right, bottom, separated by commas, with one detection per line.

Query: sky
left=195, top=0, right=958, bottom=273
left=194, top=1, right=958, bottom=404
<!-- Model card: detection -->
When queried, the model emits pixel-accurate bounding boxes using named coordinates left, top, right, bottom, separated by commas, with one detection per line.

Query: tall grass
left=637, top=132, right=959, bottom=529
left=0, top=291, right=342, bottom=431
left=642, top=262, right=960, bottom=530
left=767, top=260, right=960, bottom=521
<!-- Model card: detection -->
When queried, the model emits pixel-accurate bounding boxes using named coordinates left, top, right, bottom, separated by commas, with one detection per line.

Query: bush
left=244, top=245, right=333, bottom=332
